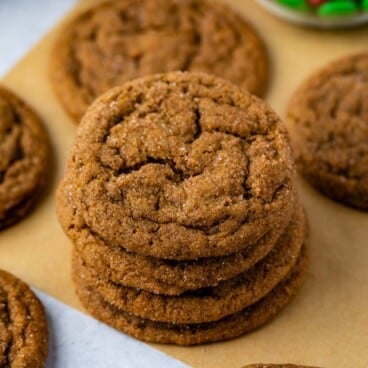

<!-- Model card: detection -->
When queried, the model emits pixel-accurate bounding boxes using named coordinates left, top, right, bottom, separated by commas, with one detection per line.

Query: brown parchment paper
left=1, top=1, right=368, bottom=367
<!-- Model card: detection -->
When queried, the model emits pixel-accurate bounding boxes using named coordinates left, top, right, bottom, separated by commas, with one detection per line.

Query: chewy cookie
left=72, top=210, right=306, bottom=324
left=0, top=270, right=48, bottom=367
left=58, top=71, right=307, bottom=345
left=287, top=52, right=368, bottom=210
left=0, top=86, right=49, bottom=230
left=59, top=172, right=302, bottom=294
left=74, top=244, right=308, bottom=345
left=50, top=0, right=269, bottom=122
left=74, top=226, right=280, bottom=295
left=57, top=72, right=296, bottom=260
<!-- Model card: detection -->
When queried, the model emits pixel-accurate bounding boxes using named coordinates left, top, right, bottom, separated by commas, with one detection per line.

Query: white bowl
left=256, top=0, right=368, bottom=28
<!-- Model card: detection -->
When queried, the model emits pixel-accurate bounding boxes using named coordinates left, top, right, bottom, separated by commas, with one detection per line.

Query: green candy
left=317, top=1, right=358, bottom=16
left=276, top=0, right=309, bottom=11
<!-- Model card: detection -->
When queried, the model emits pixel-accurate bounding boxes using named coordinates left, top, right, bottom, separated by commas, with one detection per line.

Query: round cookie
left=287, top=52, right=368, bottom=210
left=75, top=225, right=281, bottom=295
left=72, top=218, right=306, bottom=324
left=74, top=245, right=308, bottom=345
left=0, top=86, right=49, bottom=230
left=50, top=0, right=269, bottom=122
left=59, top=174, right=302, bottom=295
left=0, top=270, right=48, bottom=367
left=58, top=72, right=296, bottom=260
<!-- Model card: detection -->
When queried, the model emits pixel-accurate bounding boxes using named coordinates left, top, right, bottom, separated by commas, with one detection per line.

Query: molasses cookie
left=50, top=0, right=269, bottom=122
left=74, top=226, right=281, bottom=295
left=287, top=52, right=368, bottom=210
left=72, top=216, right=306, bottom=324
left=0, top=86, right=49, bottom=230
left=74, top=244, right=308, bottom=345
left=59, top=173, right=303, bottom=294
left=58, top=72, right=296, bottom=260
left=0, top=270, right=48, bottom=367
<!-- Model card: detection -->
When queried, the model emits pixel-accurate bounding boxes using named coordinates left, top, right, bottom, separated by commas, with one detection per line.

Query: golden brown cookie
left=50, top=0, right=269, bottom=122
left=74, top=244, right=308, bottom=345
left=57, top=72, right=296, bottom=260
left=72, top=215, right=306, bottom=324
left=0, top=270, right=48, bottom=367
left=0, top=86, right=49, bottom=230
left=74, top=226, right=281, bottom=295
left=59, top=168, right=302, bottom=294
left=287, top=52, right=368, bottom=210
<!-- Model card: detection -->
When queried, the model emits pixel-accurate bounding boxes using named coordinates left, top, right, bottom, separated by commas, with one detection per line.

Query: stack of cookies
left=56, top=72, right=308, bottom=345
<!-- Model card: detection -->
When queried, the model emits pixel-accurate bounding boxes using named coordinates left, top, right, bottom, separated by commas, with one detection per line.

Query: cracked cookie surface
left=50, top=0, right=268, bottom=122
left=72, top=211, right=306, bottom=324
left=0, top=270, right=48, bottom=368
left=58, top=72, right=296, bottom=260
left=58, top=176, right=303, bottom=295
left=74, top=244, right=308, bottom=345
left=287, top=53, right=368, bottom=209
left=0, top=86, right=49, bottom=229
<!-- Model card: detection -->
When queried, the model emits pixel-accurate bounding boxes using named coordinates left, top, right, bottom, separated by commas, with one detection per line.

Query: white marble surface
left=0, top=2, right=189, bottom=367
left=38, top=291, right=188, bottom=368
left=0, top=0, right=77, bottom=76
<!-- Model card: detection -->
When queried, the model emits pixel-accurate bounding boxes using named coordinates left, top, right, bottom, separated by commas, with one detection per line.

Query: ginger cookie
left=0, top=270, right=48, bottom=367
left=287, top=52, right=368, bottom=210
left=58, top=72, right=296, bottom=260
left=0, top=86, right=49, bottom=230
left=50, top=0, right=269, bottom=122
left=59, top=173, right=302, bottom=294
left=72, top=216, right=306, bottom=324
left=74, top=244, right=308, bottom=345
left=74, top=225, right=281, bottom=295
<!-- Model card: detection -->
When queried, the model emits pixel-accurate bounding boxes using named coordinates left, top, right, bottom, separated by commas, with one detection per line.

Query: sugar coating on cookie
left=50, top=0, right=268, bottom=121
left=72, top=206, right=306, bottom=324
left=58, top=72, right=296, bottom=260
left=73, top=222, right=281, bottom=295
left=59, top=175, right=302, bottom=295
left=0, top=270, right=48, bottom=367
left=74, top=244, right=308, bottom=345
left=287, top=53, right=368, bottom=209
left=0, top=86, right=49, bottom=229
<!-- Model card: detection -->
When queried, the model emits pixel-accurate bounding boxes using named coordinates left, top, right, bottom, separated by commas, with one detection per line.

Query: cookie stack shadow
left=56, top=72, right=309, bottom=345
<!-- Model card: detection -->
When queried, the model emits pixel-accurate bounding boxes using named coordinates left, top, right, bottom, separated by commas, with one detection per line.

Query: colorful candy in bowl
left=256, top=0, right=368, bottom=28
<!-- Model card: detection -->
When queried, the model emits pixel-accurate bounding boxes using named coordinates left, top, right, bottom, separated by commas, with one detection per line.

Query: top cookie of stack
left=58, top=72, right=296, bottom=261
